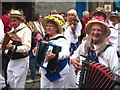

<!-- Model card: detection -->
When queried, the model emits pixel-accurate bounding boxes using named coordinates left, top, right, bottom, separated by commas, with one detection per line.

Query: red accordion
left=78, top=61, right=120, bottom=89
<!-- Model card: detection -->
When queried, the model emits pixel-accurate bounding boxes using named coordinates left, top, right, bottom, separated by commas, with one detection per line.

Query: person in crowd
left=81, top=11, right=91, bottom=37
left=64, top=9, right=82, bottom=55
left=37, top=14, right=70, bottom=88
left=50, top=9, right=59, bottom=15
left=26, top=30, right=43, bottom=83
left=63, top=9, right=82, bottom=88
left=90, top=7, right=118, bottom=52
left=105, top=11, right=119, bottom=52
left=90, top=7, right=109, bottom=21
left=109, top=11, right=120, bottom=58
left=33, top=14, right=45, bottom=37
left=1, top=9, right=13, bottom=33
left=70, top=16, right=120, bottom=88
left=18, top=9, right=27, bottom=24
left=60, top=12, right=67, bottom=22
left=109, top=10, right=120, bottom=30
left=5, top=10, right=31, bottom=88
left=0, top=19, right=5, bottom=89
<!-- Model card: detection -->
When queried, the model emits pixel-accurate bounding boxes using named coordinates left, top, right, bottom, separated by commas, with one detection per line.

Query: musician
left=70, top=16, right=120, bottom=88
left=64, top=9, right=82, bottom=55
left=63, top=9, right=82, bottom=88
left=5, top=10, right=31, bottom=88
left=39, top=15, right=70, bottom=88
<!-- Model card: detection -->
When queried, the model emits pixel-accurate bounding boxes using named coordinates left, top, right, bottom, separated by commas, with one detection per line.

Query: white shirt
left=64, top=22, right=82, bottom=44
left=107, top=27, right=118, bottom=51
left=0, top=19, right=4, bottom=47
left=71, top=40, right=120, bottom=75
left=8, top=23, right=32, bottom=60
left=49, top=34, right=70, bottom=60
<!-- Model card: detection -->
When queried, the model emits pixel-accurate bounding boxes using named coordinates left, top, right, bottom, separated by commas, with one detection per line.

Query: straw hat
left=90, top=7, right=108, bottom=20
left=9, top=10, right=24, bottom=20
left=42, top=14, right=65, bottom=34
left=85, top=16, right=111, bottom=37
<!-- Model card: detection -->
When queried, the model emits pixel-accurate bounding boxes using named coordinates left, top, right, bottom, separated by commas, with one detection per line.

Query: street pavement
left=25, top=69, right=40, bottom=89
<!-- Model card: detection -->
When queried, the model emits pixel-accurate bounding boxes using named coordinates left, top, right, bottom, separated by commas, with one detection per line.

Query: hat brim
left=9, top=14, right=24, bottom=20
left=42, top=19, right=63, bottom=34
left=85, top=20, right=111, bottom=37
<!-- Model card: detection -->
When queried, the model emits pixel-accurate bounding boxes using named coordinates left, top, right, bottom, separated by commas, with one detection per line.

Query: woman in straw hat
left=39, top=15, right=70, bottom=88
left=5, top=10, right=31, bottom=88
left=90, top=7, right=109, bottom=21
left=70, top=16, right=120, bottom=88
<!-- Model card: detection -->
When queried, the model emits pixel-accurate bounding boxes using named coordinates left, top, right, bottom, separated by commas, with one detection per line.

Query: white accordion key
left=43, top=45, right=53, bottom=68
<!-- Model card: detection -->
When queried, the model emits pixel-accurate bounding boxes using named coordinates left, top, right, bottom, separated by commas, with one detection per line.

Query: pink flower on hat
left=92, top=16, right=105, bottom=21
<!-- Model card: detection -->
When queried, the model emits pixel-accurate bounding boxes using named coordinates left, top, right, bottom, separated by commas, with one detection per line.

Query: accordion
left=78, top=58, right=120, bottom=89
left=36, top=40, right=61, bottom=72
left=2, top=32, right=21, bottom=52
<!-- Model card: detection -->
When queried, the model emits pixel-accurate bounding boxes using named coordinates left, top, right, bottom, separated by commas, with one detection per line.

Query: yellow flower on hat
left=44, top=15, right=65, bottom=28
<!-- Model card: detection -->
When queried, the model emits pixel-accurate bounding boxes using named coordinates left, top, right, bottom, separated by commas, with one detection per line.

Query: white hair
left=82, top=11, right=89, bottom=16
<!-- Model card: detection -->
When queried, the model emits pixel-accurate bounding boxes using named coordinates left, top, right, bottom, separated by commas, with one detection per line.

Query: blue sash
left=45, top=58, right=68, bottom=82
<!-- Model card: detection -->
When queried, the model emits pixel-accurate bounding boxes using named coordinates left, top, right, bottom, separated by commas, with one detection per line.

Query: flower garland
left=44, top=15, right=65, bottom=28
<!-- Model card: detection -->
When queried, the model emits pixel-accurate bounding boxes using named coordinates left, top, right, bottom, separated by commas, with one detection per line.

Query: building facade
left=1, top=1, right=120, bottom=21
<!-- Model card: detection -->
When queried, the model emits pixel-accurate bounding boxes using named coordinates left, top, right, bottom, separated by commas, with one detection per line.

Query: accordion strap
left=8, top=27, right=26, bottom=58
left=11, top=27, right=25, bottom=34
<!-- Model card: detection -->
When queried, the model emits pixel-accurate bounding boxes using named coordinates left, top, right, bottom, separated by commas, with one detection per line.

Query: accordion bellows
left=79, top=62, right=119, bottom=89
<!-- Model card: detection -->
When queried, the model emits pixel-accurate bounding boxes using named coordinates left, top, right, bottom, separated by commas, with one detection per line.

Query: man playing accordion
left=4, top=10, right=31, bottom=88
left=70, top=16, right=120, bottom=89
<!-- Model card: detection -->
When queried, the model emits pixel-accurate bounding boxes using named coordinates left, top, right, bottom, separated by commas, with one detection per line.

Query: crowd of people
left=0, top=7, right=120, bottom=89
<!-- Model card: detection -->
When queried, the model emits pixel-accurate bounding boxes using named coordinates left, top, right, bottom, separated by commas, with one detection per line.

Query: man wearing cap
left=109, top=11, right=120, bottom=30
left=5, top=10, right=31, bottom=88
left=70, top=16, right=120, bottom=88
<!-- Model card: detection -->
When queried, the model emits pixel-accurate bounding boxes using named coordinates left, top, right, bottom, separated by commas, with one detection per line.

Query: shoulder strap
left=12, top=27, right=25, bottom=33
left=97, top=44, right=112, bottom=57
left=50, top=36, right=66, bottom=41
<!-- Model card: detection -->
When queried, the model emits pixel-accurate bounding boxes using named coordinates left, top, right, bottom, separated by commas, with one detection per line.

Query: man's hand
left=6, top=43, right=14, bottom=50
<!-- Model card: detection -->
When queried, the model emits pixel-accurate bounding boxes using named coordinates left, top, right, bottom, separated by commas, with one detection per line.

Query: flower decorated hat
left=42, top=14, right=65, bottom=34
left=85, top=16, right=111, bottom=37
left=9, top=10, right=24, bottom=20
left=90, top=7, right=109, bottom=20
